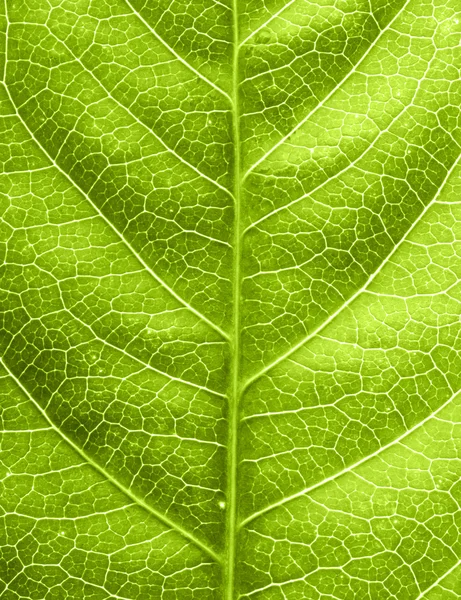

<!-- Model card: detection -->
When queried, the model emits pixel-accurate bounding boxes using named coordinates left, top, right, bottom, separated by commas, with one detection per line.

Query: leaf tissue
left=1, top=0, right=461, bottom=598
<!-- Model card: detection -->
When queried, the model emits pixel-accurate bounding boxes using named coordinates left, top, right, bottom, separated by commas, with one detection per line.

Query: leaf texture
left=0, top=0, right=461, bottom=598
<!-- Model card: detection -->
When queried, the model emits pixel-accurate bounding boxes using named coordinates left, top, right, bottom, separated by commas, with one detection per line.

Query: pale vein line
left=0, top=357, right=222, bottom=564
left=0, top=429, right=53, bottom=433
left=38, top=26, right=233, bottom=198
left=2, top=568, right=133, bottom=600
left=242, top=152, right=461, bottom=392
left=1, top=84, right=230, bottom=342
left=243, top=65, right=438, bottom=235
left=123, top=0, right=232, bottom=104
left=239, top=0, right=298, bottom=48
left=61, top=307, right=226, bottom=399
left=240, top=386, right=460, bottom=528
left=243, top=0, right=412, bottom=179
left=415, top=558, right=461, bottom=599
left=0, top=281, right=225, bottom=397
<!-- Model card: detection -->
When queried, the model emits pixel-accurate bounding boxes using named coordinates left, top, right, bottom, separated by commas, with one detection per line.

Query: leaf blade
left=2, top=0, right=461, bottom=598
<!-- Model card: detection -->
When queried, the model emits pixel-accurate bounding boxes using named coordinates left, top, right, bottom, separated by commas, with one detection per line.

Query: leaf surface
left=0, top=0, right=461, bottom=598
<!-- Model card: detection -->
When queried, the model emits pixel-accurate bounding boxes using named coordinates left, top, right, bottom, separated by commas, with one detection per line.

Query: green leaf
left=0, top=0, right=460, bottom=598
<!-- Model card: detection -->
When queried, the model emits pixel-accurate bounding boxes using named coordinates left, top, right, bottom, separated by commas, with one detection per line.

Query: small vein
left=0, top=357, right=222, bottom=564
left=2, top=83, right=230, bottom=342
left=243, top=54, right=438, bottom=235
left=242, top=0, right=412, bottom=179
left=123, top=0, right=232, bottom=104
left=0, top=300, right=226, bottom=401
left=44, top=26, right=233, bottom=198
left=242, top=152, right=461, bottom=392
left=239, top=0, right=298, bottom=48
left=415, top=557, right=461, bottom=599
left=240, top=387, right=460, bottom=528
left=62, top=307, right=226, bottom=399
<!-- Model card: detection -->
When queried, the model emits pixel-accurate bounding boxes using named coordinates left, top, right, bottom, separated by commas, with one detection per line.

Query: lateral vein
left=123, top=0, right=232, bottom=104
left=240, top=387, right=460, bottom=528
left=242, top=152, right=461, bottom=392
left=43, top=26, right=233, bottom=197
left=0, top=357, right=222, bottom=564
left=1, top=83, right=230, bottom=342
left=243, top=0, right=412, bottom=179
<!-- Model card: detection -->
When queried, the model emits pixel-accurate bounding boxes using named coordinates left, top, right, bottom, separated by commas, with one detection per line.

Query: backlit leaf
left=1, top=0, right=460, bottom=598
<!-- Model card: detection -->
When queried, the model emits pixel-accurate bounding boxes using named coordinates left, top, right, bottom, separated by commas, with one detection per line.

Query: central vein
left=225, top=1, right=242, bottom=598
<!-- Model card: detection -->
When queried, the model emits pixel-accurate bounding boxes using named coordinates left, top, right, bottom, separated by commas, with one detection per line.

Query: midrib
left=225, top=1, right=242, bottom=598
